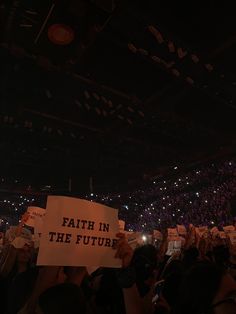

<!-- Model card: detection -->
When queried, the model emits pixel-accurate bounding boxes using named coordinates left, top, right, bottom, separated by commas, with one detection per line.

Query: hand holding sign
left=37, top=196, right=121, bottom=268
left=114, top=233, right=134, bottom=268
left=15, top=212, right=30, bottom=238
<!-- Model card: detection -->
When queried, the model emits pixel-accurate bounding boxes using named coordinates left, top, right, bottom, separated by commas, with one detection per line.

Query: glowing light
left=48, top=24, right=75, bottom=46
left=142, top=235, right=147, bottom=241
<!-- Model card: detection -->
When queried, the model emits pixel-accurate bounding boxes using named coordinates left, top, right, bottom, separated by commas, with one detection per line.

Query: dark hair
left=213, top=245, right=230, bottom=268
left=161, top=260, right=184, bottom=307
left=38, top=283, right=87, bottom=314
left=182, top=247, right=199, bottom=269
left=95, top=268, right=126, bottom=314
left=173, top=262, right=224, bottom=314
left=131, top=244, right=158, bottom=297
left=132, top=244, right=158, bottom=279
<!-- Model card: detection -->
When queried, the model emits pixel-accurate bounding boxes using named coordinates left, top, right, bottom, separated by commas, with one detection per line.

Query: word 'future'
left=48, top=217, right=118, bottom=248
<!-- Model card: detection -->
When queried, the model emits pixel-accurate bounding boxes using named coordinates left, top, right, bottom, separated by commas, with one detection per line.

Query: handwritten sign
left=196, top=226, right=208, bottom=238
left=166, top=240, right=181, bottom=256
left=177, top=225, right=187, bottom=236
left=37, top=196, right=121, bottom=268
left=25, top=207, right=46, bottom=228
left=167, top=228, right=179, bottom=241
left=223, top=225, right=235, bottom=234
left=228, top=231, right=236, bottom=245
left=219, top=231, right=227, bottom=239
left=125, top=231, right=142, bottom=249
left=167, top=228, right=178, bottom=236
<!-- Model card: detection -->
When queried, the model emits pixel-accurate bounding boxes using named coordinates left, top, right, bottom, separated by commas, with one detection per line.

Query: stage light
left=48, top=24, right=74, bottom=45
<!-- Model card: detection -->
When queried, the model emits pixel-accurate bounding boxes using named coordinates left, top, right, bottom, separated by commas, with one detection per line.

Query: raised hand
left=114, top=233, right=134, bottom=268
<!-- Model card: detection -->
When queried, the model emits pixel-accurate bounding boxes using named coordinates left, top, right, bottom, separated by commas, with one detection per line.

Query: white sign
left=177, top=225, right=187, bottom=236
left=166, top=240, right=181, bottom=256
left=37, top=196, right=121, bottom=268
left=196, top=226, right=208, bottom=238
left=25, top=207, right=46, bottom=228
left=219, top=231, right=227, bottom=239
left=167, top=228, right=178, bottom=236
left=228, top=231, right=236, bottom=245
left=223, top=225, right=235, bottom=234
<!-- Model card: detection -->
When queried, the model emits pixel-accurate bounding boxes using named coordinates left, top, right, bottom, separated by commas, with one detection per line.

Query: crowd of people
left=91, top=159, right=236, bottom=232
left=0, top=215, right=236, bottom=314
left=0, top=158, right=236, bottom=313
left=1, top=158, right=236, bottom=233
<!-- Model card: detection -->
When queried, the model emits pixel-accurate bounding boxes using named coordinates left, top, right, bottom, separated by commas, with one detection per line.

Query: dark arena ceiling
left=0, top=0, right=236, bottom=193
